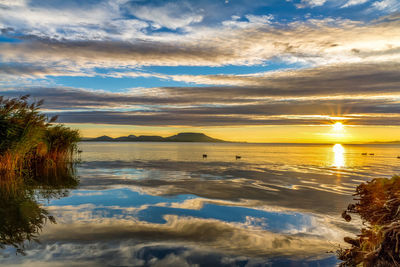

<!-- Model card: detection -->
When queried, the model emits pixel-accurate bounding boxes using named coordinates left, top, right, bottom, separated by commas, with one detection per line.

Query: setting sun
left=332, top=122, right=344, bottom=131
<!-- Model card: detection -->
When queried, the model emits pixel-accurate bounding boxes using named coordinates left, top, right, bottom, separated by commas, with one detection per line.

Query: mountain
left=135, top=135, right=165, bottom=142
left=85, top=132, right=226, bottom=142
left=88, top=135, right=114, bottom=141
left=165, top=132, right=223, bottom=142
left=113, top=134, right=137, bottom=141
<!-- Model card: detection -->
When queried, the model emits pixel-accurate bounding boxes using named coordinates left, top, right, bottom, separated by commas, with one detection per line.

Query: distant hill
left=84, top=132, right=226, bottom=143
left=136, top=135, right=165, bottom=142
left=88, top=135, right=114, bottom=141
left=114, top=135, right=137, bottom=141
left=165, top=133, right=223, bottom=142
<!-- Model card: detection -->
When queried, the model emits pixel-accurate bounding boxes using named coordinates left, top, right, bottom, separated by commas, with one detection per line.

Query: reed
left=0, top=95, right=80, bottom=180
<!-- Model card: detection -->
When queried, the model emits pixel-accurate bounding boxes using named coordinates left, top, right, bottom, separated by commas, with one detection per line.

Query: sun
left=332, top=122, right=344, bottom=131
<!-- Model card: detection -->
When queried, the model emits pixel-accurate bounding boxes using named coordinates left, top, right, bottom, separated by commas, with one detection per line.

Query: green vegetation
left=0, top=95, right=80, bottom=253
left=338, top=176, right=400, bottom=266
left=0, top=163, right=78, bottom=254
left=0, top=95, right=80, bottom=180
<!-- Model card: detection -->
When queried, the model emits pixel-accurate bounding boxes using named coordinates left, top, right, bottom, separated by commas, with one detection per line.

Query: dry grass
left=338, top=176, right=400, bottom=266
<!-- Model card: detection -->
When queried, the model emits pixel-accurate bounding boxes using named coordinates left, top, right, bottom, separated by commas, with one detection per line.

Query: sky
left=0, top=0, right=399, bottom=143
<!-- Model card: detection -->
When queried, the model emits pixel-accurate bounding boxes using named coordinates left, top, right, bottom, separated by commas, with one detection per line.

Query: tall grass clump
left=0, top=95, right=80, bottom=180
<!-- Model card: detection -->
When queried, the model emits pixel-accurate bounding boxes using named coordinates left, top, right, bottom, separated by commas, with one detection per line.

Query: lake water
left=1, top=142, right=400, bottom=266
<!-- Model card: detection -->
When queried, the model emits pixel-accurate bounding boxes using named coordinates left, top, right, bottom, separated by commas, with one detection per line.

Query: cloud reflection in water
left=3, top=143, right=400, bottom=266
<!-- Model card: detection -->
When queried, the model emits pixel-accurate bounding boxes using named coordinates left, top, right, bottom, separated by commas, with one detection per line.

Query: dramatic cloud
left=167, top=62, right=400, bottom=92
left=0, top=16, right=399, bottom=69
left=0, top=0, right=399, bottom=132
left=1, top=60, right=399, bottom=126
left=0, top=0, right=148, bottom=40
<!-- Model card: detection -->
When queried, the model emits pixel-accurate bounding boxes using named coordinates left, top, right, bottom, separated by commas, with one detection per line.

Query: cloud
left=371, top=0, right=400, bottom=12
left=127, top=1, right=204, bottom=30
left=1, top=61, right=399, bottom=126
left=0, top=2, right=399, bottom=128
left=72, top=159, right=361, bottom=214
left=0, top=63, right=93, bottom=79
left=1, top=237, right=337, bottom=267
left=51, top=111, right=400, bottom=126
left=341, top=0, right=369, bottom=8
left=222, top=14, right=274, bottom=28
left=295, top=0, right=373, bottom=9
left=245, top=14, right=274, bottom=24
left=36, top=215, right=336, bottom=258
left=0, top=38, right=234, bottom=68
left=0, top=0, right=149, bottom=41
left=0, top=15, right=399, bottom=69
left=167, top=61, right=400, bottom=92
left=295, top=0, right=328, bottom=8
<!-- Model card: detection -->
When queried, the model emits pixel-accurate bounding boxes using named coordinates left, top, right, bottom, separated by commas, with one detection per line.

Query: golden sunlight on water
left=332, top=144, right=345, bottom=168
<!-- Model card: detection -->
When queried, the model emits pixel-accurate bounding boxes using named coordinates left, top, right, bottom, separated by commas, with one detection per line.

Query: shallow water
left=1, top=142, right=400, bottom=266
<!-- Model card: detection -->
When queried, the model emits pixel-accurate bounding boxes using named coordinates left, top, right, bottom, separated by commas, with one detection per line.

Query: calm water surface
left=2, top=142, right=400, bottom=266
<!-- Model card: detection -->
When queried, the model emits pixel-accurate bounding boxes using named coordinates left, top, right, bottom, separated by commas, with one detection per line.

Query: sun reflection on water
left=332, top=144, right=345, bottom=168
